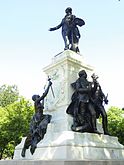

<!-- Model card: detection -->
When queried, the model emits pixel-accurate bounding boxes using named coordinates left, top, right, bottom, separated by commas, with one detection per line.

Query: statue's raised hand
left=49, top=28, right=54, bottom=31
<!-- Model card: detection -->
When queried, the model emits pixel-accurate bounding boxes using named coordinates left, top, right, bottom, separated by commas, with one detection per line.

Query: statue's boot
left=30, top=144, right=36, bottom=155
left=102, top=118, right=110, bottom=135
left=92, top=117, right=102, bottom=134
left=64, top=46, right=69, bottom=50
left=21, top=147, right=26, bottom=157
left=103, top=124, right=110, bottom=135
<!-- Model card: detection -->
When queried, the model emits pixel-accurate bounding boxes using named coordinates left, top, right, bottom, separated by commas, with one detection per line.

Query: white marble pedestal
left=14, top=131, right=124, bottom=160
left=13, top=50, right=124, bottom=161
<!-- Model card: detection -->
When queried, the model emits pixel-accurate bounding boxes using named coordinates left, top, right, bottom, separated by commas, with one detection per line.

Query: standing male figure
left=21, top=79, right=52, bottom=157
left=49, top=7, right=85, bottom=53
left=91, top=74, right=110, bottom=135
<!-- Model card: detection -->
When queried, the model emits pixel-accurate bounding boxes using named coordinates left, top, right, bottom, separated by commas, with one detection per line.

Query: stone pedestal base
left=0, top=160, right=124, bottom=165
left=14, top=131, right=124, bottom=160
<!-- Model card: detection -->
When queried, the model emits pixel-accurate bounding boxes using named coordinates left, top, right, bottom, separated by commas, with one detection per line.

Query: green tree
left=0, top=107, right=8, bottom=159
left=107, top=106, right=124, bottom=145
left=0, top=97, right=34, bottom=159
left=0, top=84, right=34, bottom=159
left=0, top=85, right=19, bottom=107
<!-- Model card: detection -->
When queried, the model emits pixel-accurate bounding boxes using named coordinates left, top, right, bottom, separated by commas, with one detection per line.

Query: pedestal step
left=0, top=160, right=124, bottom=165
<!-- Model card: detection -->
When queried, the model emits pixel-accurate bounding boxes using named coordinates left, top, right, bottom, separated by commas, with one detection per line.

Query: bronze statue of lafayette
left=21, top=79, right=52, bottom=157
left=49, top=7, right=85, bottom=53
left=66, top=70, right=109, bottom=135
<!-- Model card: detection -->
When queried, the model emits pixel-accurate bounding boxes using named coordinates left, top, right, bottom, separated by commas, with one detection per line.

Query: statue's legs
left=21, top=134, right=32, bottom=157
left=30, top=115, right=52, bottom=155
left=70, top=43, right=80, bottom=53
left=62, top=32, right=80, bottom=53
left=73, top=102, right=95, bottom=133
left=30, top=133, right=41, bottom=155
left=62, top=35, right=70, bottom=50
left=70, top=35, right=80, bottom=53
left=98, top=106, right=110, bottom=135
left=87, top=103, right=100, bottom=133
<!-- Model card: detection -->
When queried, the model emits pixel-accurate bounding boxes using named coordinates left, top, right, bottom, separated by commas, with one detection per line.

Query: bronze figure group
left=66, top=70, right=109, bottom=135
left=21, top=69, right=110, bottom=157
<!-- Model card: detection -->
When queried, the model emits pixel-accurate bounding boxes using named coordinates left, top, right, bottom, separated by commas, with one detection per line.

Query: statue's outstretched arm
left=49, top=21, right=62, bottom=31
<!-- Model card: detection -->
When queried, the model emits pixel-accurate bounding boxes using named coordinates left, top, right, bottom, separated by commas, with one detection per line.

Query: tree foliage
left=0, top=85, right=34, bottom=159
left=107, top=106, right=124, bottom=145
left=0, top=85, right=19, bottom=107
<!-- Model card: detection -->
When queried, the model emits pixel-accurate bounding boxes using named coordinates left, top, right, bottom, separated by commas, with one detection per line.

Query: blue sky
left=0, top=0, right=124, bottom=108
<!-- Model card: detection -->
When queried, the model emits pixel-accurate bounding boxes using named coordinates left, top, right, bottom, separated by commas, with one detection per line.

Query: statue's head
left=78, top=70, right=87, bottom=78
left=65, top=7, right=72, bottom=14
left=32, top=94, right=40, bottom=101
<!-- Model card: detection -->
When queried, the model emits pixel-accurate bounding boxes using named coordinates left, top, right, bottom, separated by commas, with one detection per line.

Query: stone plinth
left=13, top=50, right=124, bottom=161
left=14, top=131, right=124, bottom=160
left=0, top=160, right=124, bottom=165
